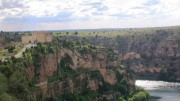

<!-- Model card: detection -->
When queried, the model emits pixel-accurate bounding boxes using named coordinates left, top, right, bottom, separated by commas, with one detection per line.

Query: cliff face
left=36, top=48, right=121, bottom=83
left=27, top=48, right=132, bottom=100
left=59, top=26, right=180, bottom=81
left=0, top=32, right=21, bottom=49
left=155, top=40, right=179, bottom=57
left=122, top=40, right=180, bottom=81
left=116, top=28, right=180, bottom=81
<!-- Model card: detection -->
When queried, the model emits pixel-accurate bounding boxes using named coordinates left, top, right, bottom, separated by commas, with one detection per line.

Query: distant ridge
left=1, top=25, right=180, bottom=32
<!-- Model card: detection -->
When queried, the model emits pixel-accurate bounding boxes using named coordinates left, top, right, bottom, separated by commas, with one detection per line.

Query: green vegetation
left=0, top=31, right=21, bottom=44
left=0, top=42, right=58, bottom=101
left=0, top=49, right=8, bottom=53
left=24, top=38, right=150, bottom=101
left=129, top=91, right=149, bottom=101
left=0, top=58, right=36, bottom=101
left=0, top=45, right=22, bottom=60
left=57, top=26, right=178, bottom=82
left=14, top=45, right=22, bottom=53
left=119, top=65, right=126, bottom=70
left=159, top=68, right=177, bottom=82
left=0, top=54, right=11, bottom=60
left=0, top=33, right=152, bottom=101
left=47, top=56, right=148, bottom=101
left=7, top=46, right=15, bottom=53
left=53, top=26, right=179, bottom=39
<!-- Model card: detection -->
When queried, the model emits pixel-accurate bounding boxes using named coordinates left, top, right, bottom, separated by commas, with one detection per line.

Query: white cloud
left=0, top=0, right=180, bottom=31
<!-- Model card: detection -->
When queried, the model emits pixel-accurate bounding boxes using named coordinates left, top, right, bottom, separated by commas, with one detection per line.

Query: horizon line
left=1, top=25, right=180, bottom=32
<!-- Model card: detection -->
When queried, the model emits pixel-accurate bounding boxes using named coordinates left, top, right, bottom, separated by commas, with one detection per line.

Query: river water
left=135, top=80, right=180, bottom=101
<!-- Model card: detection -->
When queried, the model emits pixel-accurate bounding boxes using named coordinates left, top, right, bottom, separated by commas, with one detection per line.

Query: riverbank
left=136, top=80, right=180, bottom=101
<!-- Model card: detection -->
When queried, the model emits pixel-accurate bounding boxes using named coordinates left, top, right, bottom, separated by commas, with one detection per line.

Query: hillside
left=0, top=40, right=149, bottom=101
left=0, top=31, right=22, bottom=60
left=55, top=26, right=180, bottom=82
left=0, top=26, right=179, bottom=101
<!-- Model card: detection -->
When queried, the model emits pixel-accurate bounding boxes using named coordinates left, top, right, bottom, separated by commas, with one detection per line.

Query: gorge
left=0, top=26, right=179, bottom=101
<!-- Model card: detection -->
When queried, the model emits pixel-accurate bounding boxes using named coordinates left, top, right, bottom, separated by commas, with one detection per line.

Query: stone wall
left=21, top=32, right=52, bottom=44
left=22, top=35, right=36, bottom=44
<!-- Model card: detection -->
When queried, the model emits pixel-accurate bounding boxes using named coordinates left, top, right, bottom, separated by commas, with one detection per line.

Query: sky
left=0, top=0, right=180, bottom=31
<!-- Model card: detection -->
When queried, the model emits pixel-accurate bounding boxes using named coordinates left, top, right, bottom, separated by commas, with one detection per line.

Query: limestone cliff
left=34, top=48, right=121, bottom=83
left=60, top=26, right=180, bottom=82
left=27, top=47, right=133, bottom=100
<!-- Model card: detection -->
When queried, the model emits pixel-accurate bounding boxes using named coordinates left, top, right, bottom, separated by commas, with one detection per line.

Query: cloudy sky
left=0, top=0, right=180, bottom=31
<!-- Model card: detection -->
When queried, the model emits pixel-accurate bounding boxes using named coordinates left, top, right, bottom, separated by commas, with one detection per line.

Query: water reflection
left=135, top=80, right=180, bottom=101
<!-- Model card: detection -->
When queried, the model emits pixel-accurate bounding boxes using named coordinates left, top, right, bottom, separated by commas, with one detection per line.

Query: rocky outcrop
left=123, top=52, right=141, bottom=60
left=26, top=65, right=35, bottom=82
left=155, top=41, right=179, bottom=57
left=27, top=47, right=131, bottom=99
left=100, top=69, right=117, bottom=85
left=124, top=40, right=180, bottom=81
left=60, top=27, right=180, bottom=82
left=88, top=79, right=99, bottom=91
left=36, top=48, right=121, bottom=83
left=131, top=64, right=161, bottom=73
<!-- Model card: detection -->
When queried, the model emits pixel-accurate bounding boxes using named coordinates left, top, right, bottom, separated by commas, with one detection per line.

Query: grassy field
left=53, top=26, right=180, bottom=40
left=0, top=49, right=8, bottom=53
left=0, top=45, right=23, bottom=60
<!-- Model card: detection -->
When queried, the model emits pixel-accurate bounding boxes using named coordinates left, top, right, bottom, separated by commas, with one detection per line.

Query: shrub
left=0, top=93, right=19, bottom=101
left=119, top=96, right=126, bottom=101
left=130, top=91, right=149, bottom=101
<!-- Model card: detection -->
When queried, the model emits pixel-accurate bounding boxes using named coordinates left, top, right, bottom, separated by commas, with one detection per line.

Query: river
left=135, top=80, right=180, bottom=101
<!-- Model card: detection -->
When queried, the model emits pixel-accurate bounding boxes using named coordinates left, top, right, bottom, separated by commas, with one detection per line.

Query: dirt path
left=35, top=81, right=48, bottom=86
left=14, top=43, right=37, bottom=58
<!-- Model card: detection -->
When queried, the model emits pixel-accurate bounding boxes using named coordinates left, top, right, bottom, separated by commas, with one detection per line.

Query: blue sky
left=0, top=0, right=180, bottom=31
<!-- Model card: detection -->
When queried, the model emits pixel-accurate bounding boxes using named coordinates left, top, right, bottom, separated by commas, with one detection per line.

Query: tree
left=74, top=31, right=78, bottom=35
left=0, top=93, right=18, bottom=101
left=0, top=73, right=8, bottom=95
left=7, top=46, right=15, bottom=53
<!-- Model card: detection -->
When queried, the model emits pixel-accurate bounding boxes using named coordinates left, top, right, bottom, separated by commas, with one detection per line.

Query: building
left=21, top=32, right=53, bottom=44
